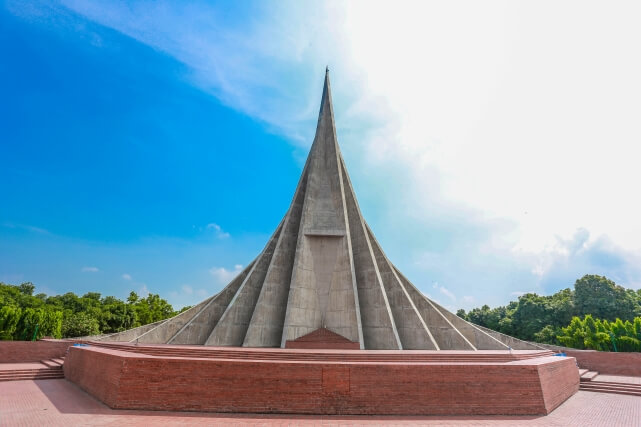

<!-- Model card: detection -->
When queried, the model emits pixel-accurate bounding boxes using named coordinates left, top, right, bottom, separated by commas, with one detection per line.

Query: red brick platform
left=3, top=379, right=640, bottom=426
left=63, top=342, right=579, bottom=416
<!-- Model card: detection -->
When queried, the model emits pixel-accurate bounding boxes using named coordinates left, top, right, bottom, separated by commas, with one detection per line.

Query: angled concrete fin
left=205, top=222, right=283, bottom=346
left=168, top=259, right=256, bottom=344
left=366, top=226, right=438, bottom=350
left=341, top=159, right=401, bottom=350
left=243, top=160, right=310, bottom=347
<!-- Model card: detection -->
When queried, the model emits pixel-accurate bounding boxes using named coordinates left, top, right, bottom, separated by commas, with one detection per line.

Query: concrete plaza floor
left=0, top=379, right=639, bottom=426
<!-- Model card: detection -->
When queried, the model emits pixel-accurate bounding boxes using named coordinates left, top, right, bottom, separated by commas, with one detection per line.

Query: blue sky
left=2, top=1, right=641, bottom=311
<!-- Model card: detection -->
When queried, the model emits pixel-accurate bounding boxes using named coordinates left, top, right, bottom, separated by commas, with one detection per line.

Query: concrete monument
left=99, top=70, right=540, bottom=351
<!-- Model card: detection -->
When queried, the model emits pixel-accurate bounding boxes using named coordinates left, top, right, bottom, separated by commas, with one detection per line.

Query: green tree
left=62, top=312, right=100, bottom=338
left=18, top=282, right=35, bottom=296
left=574, top=275, right=636, bottom=321
left=0, top=305, right=22, bottom=340
left=533, top=325, right=559, bottom=344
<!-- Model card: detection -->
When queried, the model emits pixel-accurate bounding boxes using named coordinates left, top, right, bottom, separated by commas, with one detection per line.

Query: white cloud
left=209, top=264, right=243, bottom=285
left=122, top=273, right=132, bottom=280
left=462, top=296, right=475, bottom=304
left=139, top=284, right=149, bottom=297
left=439, top=286, right=456, bottom=302
left=206, top=223, right=230, bottom=239
left=50, top=1, right=641, bottom=307
left=181, top=284, right=193, bottom=295
left=81, top=266, right=99, bottom=272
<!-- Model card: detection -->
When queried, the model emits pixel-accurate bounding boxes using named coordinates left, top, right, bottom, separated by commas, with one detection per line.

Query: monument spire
left=98, top=69, right=542, bottom=352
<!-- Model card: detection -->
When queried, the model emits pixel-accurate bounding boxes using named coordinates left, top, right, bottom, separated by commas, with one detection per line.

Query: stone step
left=578, top=368, right=588, bottom=376
left=580, top=371, right=599, bottom=382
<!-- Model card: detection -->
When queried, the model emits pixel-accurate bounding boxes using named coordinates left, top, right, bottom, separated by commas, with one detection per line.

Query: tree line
left=457, top=274, right=641, bottom=351
left=0, top=282, right=189, bottom=340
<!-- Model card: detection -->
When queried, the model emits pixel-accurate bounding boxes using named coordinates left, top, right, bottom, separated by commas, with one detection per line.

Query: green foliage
left=574, top=275, right=639, bottom=321
left=458, top=274, right=641, bottom=350
left=0, top=282, right=182, bottom=340
left=555, top=314, right=641, bottom=352
left=617, top=336, right=641, bottom=352
left=0, top=305, right=22, bottom=339
left=533, top=325, right=560, bottom=345
left=62, top=312, right=100, bottom=338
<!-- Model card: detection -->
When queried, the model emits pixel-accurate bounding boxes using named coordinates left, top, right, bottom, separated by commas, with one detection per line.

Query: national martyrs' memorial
left=60, top=70, right=579, bottom=415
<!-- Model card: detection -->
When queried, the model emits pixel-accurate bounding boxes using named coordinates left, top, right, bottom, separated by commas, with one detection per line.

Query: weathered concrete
left=94, top=70, right=520, bottom=350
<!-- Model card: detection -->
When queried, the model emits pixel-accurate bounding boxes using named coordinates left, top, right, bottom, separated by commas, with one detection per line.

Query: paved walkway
left=0, top=379, right=639, bottom=426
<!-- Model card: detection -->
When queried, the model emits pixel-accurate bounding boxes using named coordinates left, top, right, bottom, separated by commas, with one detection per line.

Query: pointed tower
left=99, top=70, right=542, bottom=351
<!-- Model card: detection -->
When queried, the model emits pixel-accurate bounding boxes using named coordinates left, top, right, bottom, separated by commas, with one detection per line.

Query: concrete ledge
left=64, top=344, right=579, bottom=415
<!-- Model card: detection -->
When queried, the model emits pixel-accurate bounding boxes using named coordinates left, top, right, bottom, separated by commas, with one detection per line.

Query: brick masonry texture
left=563, top=350, right=641, bottom=376
left=285, top=327, right=360, bottom=349
left=0, top=340, right=73, bottom=363
left=3, top=379, right=641, bottom=426
left=63, top=345, right=580, bottom=416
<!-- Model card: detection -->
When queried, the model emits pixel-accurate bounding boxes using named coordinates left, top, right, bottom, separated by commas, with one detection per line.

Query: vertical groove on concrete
left=335, top=144, right=364, bottom=349
left=366, top=225, right=438, bottom=350
left=243, top=160, right=310, bottom=347
left=280, top=70, right=360, bottom=346
left=204, top=222, right=283, bottom=346
left=341, top=159, right=401, bottom=350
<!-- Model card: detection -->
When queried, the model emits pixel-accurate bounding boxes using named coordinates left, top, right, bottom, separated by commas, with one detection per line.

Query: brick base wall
left=562, top=350, right=641, bottom=376
left=0, top=340, right=74, bottom=362
left=64, top=346, right=579, bottom=416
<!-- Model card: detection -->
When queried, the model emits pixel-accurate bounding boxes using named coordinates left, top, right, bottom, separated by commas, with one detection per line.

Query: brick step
left=580, top=384, right=641, bottom=397
left=51, top=357, right=65, bottom=365
left=0, top=371, right=64, bottom=378
left=0, top=372, right=64, bottom=381
left=87, top=342, right=554, bottom=363
left=578, top=368, right=588, bottom=376
left=580, top=371, right=599, bottom=382
left=93, top=341, right=552, bottom=355
left=585, top=381, right=641, bottom=390
left=1, top=368, right=62, bottom=375
left=98, top=345, right=552, bottom=358
left=40, top=359, right=63, bottom=368
left=93, top=347, right=542, bottom=361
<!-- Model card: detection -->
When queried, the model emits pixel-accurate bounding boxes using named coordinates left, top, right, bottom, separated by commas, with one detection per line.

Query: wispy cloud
left=81, top=266, right=99, bottom=272
left=433, top=282, right=456, bottom=302
left=206, top=223, right=230, bottom=239
left=2, top=222, right=50, bottom=234
left=122, top=273, right=132, bottom=280
left=209, top=264, right=243, bottom=285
